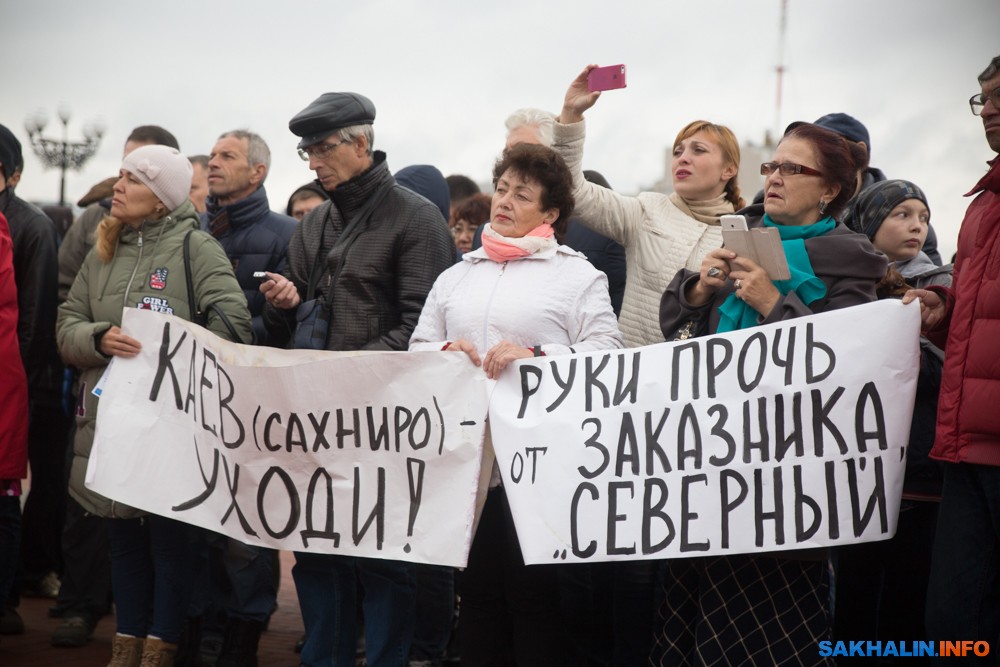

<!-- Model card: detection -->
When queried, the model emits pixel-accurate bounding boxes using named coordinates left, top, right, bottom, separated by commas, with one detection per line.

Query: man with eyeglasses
left=902, top=53, right=1000, bottom=649
left=261, top=92, right=453, bottom=667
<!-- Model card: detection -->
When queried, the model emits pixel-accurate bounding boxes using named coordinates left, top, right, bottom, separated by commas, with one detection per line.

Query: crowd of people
left=0, top=53, right=999, bottom=667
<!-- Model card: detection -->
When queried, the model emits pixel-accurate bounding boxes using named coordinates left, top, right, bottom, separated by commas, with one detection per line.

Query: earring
left=818, top=200, right=828, bottom=214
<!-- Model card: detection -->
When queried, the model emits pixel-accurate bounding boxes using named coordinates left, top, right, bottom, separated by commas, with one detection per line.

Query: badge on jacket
left=150, top=268, right=168, bottom=290
left=137, top=296, right=174, bottom=314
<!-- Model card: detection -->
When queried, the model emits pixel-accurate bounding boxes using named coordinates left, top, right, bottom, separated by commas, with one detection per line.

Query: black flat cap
left=289, top=92, right=376, bottom=149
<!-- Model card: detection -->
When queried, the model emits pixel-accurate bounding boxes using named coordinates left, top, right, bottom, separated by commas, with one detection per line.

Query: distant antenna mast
left=773, top=0, right=788, bottom=142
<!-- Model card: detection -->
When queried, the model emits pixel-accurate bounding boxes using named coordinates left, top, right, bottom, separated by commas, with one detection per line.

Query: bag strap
left=184, top=230, right=241, bottom=341
left=308, top=180, right=395, bottom=307
left=183, top=230, right=205, bottom=325
left=304, top=220, right=327, bottom=302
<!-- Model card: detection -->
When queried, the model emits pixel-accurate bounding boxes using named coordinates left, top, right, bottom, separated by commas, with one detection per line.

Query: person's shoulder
left=8, top=194, right=52, bottom=227
left=258, top=210, right=297, bottom=236
left=812, top=224, right=887, bottom=276
left=300, top=200, right=332, bottom=226
left=552, top=245, right=603, bottom=274
left=389, top=183, right=443, bottom=216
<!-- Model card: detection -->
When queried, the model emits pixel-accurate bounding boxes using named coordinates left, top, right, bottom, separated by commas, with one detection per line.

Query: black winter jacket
left=264, top=152, right=454, bottom=351
left=1, top=188, right=61, bottom=401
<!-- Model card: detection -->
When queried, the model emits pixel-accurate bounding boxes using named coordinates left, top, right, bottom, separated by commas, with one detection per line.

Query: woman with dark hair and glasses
left=661, top=123, right=886, bottom=337
left=411, top=143, right=622, bottom=666
left=655, top=123, right=887, bottom=666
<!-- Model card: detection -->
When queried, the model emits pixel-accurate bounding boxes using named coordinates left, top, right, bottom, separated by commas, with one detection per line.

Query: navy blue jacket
left=201, top=186, right=296, bottom=346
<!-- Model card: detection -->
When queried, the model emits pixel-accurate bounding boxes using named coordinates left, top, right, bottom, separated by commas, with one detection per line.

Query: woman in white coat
left=410, top=143, right=623, bottom=666
left=555, top=64, right=744, bottom=348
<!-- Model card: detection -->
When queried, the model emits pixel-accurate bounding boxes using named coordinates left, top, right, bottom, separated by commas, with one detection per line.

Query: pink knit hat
left=120, top=145, right=192, bottom=211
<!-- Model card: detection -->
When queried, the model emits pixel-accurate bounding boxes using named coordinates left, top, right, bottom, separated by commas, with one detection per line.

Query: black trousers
left=53, top=417, right=111, bottom=622
left=18, top=400, right=71, bottom=585
left=459, top=487, right=569, bottom=667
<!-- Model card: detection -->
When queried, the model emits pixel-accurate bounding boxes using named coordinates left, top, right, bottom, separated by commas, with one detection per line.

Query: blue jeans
left=926, top=462, right=1000, bottom=659
left=0, top=496, right=21, bottom=607
left=293, top=552, right=415, bottom=667
left=108, top=515, right=201, bottom=644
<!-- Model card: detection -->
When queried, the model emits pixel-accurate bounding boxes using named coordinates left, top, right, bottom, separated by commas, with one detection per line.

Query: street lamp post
left=24, top=106, right=104, bottom=206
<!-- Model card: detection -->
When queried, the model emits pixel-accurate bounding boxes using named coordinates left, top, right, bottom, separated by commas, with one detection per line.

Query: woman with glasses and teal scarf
left=654, top=122, right=887, bottom=667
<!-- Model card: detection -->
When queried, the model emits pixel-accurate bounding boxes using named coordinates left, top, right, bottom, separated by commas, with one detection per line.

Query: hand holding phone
left=588, top=64, right=627, bottom=92
left=720, top=215, right=791, bottom=280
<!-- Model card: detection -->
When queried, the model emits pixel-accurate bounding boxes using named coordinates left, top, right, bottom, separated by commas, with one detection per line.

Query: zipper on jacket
left=122, top=229, right=144, bottom=308
left=481, top=261, right=506, bottom=350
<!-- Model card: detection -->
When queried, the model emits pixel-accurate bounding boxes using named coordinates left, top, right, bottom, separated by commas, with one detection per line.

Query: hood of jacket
left=394, top=164, right=450, bottom=223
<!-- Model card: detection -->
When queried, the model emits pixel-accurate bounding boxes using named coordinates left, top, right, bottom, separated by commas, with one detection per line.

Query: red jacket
left=0, top=212, right=28, bottom=480
left=928, top=157, right=1000, bottom=465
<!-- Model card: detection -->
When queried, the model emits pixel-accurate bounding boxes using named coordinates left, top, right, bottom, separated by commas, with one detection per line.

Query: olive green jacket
left=56, top=200, right=251, bottom=518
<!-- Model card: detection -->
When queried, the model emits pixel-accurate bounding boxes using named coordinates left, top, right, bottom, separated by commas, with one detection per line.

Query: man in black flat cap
left=261, top=93, right=453, bottom=667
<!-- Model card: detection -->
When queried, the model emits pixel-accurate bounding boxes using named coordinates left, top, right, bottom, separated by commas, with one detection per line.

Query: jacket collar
left=326, top=151, right=393, bottom=220
left=462, top=244, right=584, bottom=263
left=965, top=155, right=1000, bottom=197
left=204, top=186, right=272, bottom=229
left=119, top=199, right=199, bottom=243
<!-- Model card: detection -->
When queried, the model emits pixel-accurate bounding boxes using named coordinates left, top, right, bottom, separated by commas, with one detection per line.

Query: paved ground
left=0, top=550, right=305, bottom=666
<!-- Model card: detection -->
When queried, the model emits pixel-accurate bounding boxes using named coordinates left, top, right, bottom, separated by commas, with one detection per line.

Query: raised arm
left=553, top=66, right=645, bottom=246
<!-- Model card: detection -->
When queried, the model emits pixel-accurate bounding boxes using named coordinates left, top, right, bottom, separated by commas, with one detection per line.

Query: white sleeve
left=541, top=267, right=624, bottom=356
left=552, top=119, right=646, bottom=247
left=408, top=279, right=449, bottom=351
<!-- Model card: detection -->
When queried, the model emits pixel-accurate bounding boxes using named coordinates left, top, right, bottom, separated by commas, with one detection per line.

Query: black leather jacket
left=264, top=152, right=454, bottom=351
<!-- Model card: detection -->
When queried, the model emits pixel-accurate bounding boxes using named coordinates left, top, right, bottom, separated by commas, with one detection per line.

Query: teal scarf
left=717, top=215, right=834, bottom=332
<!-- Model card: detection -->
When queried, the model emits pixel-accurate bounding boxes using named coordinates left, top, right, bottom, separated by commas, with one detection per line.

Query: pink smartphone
left=587, top=64, right=627, bottom=92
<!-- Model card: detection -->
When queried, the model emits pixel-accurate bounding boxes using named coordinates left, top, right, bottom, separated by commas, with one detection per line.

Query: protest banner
left=488, top=300, right=922, bottom=565
left=87, top=309, right=490, bottom=567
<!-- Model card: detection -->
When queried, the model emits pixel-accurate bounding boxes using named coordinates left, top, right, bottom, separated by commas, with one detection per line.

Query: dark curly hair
left=492, top=143, right=574, bottom=240
left=782, top=123, right=869, bottom=219
left=450, top=192, right=491, bottom=228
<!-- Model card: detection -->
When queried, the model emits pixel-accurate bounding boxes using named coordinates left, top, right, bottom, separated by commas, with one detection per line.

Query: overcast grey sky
left=2, top=0, right=998, bottom=261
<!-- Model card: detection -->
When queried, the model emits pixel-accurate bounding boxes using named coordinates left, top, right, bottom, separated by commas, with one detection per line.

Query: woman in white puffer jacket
left=410, top=143, right=622, bottom=666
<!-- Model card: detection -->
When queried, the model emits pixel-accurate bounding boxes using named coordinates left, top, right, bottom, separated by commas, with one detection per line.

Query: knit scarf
left=480, top=222, right=556, bottom=262
left=669, top=192, right=734, bottom=225
left=717, top=215, right=834, bottom=333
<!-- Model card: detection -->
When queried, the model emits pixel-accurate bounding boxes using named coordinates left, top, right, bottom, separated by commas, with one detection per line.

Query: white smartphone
left=720, top=214, right=749, bottom=231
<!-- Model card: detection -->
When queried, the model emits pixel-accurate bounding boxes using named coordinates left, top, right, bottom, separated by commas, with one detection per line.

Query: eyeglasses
left=298, top=140, right=348, bottom=161
left=760, top=162, right=824, bottom=178
left=970, top=88, right=1000, bottom=116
